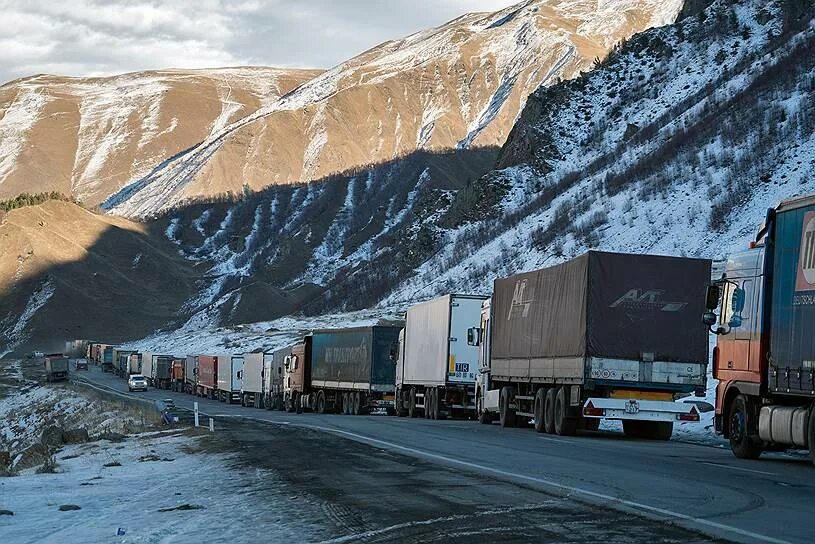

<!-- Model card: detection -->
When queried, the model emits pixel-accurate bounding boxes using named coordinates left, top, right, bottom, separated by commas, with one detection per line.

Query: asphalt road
left=74, top=367, right=815, bottom=544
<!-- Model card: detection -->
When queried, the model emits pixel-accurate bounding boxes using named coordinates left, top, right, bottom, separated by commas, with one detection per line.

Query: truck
left=395, top=294, right=489, bottom=419
left=263, top=348, right=287, bottom=410
left=196, top=355, right=218, bottom=398
left=87, top=342, right=106, bottom=365
left=239, top=352, right=265, bottom=407
left=102, top=346, right=116, bottom=372
left=217, top=355, right=244, bottom=404
left=152, top=355, right=174, bottom=390
left=472, top=250, right=710, bottom=439
left=64, top=340, right=88, bottom=358
left=705, top=193, right=815, bottom=462
left=170, top=358, right=185, bottom=392
left=113, top=349, right=137, bottom=377
left=44, top=354, right=69, bottom=383
left=285, top=326, right=402, bottom=415
left=184, top=355, right=198, bottom=395
left=126, top=353, right=142, bottom=375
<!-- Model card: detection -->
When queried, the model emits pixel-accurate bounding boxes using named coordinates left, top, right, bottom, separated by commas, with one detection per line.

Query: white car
left=128, top=375, right=148, bottom=392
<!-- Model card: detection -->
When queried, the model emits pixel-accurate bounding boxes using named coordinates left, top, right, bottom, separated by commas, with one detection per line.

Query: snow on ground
left=0, top=430, right=316, bottom=543
left=0, top=279, right=54, bottom=358
left=122, top=308, right=403, bottom=356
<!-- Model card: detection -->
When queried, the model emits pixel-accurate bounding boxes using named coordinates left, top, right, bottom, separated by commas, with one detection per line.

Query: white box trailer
left=239, top=352, right=264, bottom=407
left=395, top=293, right=489, bottom=419
left=141, top=352, right=155, bottom=382
left=217, top=355, right=244, bottom=404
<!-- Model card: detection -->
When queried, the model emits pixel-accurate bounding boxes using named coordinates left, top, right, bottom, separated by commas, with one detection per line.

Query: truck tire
left=544, top=388, right=556, bottom=434
left=427, top=388, right=436, bottom=420
left=499, top=386, right=517, bottom=428
left=396, top=388, right=406, bottom=417
left=316, top=391, right=326, bottom=414
left=554, top=387, right=577, bottom=436
left=409, top=388, right=418, bottom=418
left=352, top=392, right=361, bottom=416
left=809, top=404, right=815, bottom=466
left=295, top=393, right=303, bottom=414
left=729, top=395, right=762, bottom=459
left=533, top=388, right=546, bottom=433
left=645, top=421, right=673, bottom=441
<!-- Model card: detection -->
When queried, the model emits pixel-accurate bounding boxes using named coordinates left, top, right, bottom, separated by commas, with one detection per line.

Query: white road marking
left=700, top=461, right=777, bottom=476
left=538, top=435, right=575, bottom=445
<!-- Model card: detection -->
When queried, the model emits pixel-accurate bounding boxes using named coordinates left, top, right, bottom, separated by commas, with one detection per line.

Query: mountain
left=0, top=200, right=198, bottom=356
left=102, top=0, right=685, bottom=217
left=379, top=0, right=815, bottom=306
left=0, top=67, right=323, bottom=207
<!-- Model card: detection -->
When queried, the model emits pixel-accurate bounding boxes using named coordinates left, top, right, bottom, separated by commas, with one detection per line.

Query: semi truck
left=239, top=352, right=265, bottom=407
left=196, top=355, right=218, bottom=398
left=184, top=355, right=198, bottom=394
left=44, top=354, right=69, bottom=383
left=705, top=193, right=815, bottom=462
left=152, top=355, right=173, bottom=389
left=472, top=251, right=710, bottom=439
left=126, top=353, right=142, bottom=375
left=395, top=294, right=489, bottom=419
left=263, top=348, right=287, bottom=410
left=102, top=346, right=116, bottom=372
left=64, top=340, right=88, bottom=358
left=285, top=326, right=402, bottom=415
left=216, top=355, right=243, bottom=404
left=170, top=358, right=185, bottom=392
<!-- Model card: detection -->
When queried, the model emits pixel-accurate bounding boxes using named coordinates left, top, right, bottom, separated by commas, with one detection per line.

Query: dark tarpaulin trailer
left=310, top=326, right=401, bottom=390
left=491, top=251, right=710, bottom=382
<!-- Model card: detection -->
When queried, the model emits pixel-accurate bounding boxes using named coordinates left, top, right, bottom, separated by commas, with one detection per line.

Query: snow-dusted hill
left=104, top=0, right=684, bottom=217
left=0, top=67, right=322, bottom=206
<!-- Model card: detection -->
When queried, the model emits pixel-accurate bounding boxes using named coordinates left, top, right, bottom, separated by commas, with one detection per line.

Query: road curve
left=75, top=367, right=815, bottom=544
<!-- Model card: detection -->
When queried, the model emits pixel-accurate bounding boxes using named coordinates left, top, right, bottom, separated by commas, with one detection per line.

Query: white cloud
left=0, top=0, right=517, bottom=84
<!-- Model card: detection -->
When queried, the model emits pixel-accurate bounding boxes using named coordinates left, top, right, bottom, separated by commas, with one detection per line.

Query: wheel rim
left=731, top=410, right=746, bottom=443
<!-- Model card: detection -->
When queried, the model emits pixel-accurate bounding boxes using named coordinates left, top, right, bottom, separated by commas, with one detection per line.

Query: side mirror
left=467, top=328, right=481, bottom=346
left=705, top=285, right=721, bottom=310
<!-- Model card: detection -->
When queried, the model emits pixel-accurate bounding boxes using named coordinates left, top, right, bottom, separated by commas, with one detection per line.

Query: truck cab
left=707, top=194, right=815, bottom=462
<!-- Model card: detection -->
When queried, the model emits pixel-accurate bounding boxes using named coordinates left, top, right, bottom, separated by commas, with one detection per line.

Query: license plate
left=624, top=400, right=640, bottom=414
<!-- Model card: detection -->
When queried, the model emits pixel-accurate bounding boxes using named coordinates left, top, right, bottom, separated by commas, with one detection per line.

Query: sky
left=0, top=0, right=518, bottom=85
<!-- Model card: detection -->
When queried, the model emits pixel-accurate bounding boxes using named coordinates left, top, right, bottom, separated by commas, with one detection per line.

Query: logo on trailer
left=507, top=278, right=534, bottom=320
left=795, top=211, right=815, bottom=292
left=610, top=289, right=687, bottom=311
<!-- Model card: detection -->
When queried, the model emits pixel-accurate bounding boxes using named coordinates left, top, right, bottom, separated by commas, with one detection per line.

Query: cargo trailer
left=239, top=352, right=265, bottom=407
left=706, top=193, right=815, bottom=462
left=44, top=354, right=69, bottom=383
left=217, top=355, right=244, bottom=404
left=196, top=355, right=218, bottom=398
left=126, top=353, right=142, bottom=375
left=263, top=348, right=287, bottom=410
left=170, top=358, right=185, bottom=392
left=473, top=250, right=710, bottom=439
left=287, top=326, right=402, bottom=415
left=184, top=355, right=198, bottom=394
left=152, top=355, right=173, bottom=390
left=395, top=294, right=489, bottom=419
left=64, top=340, right=88, bottom=358
left=102, top=346, right=116, bottom=372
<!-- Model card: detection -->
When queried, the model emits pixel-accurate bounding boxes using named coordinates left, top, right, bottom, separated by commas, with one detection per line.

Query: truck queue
left=59, top=193, right=815, bottom=464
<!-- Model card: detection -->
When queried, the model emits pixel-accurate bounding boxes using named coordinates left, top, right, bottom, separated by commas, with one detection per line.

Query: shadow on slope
left=0, top=201, right=200, bottom=357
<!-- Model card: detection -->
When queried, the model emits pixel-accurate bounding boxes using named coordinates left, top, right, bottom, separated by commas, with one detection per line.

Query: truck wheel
left=316, top=391, right=326, bottom=414
left=427, top=388, right=436, bottom=420
left=554, top=387, right=577, bottom=436
left=295, top=393, right=302, bottom=414
left=544, top=388, right=556, bottom=434
left=352, top=392, right=361, bottom=416
left=729, top=395, right=762, bottom=459
left=809, top=404, right=815, bottom=466
left=645, top=421, right=673, bottom=441
left=395, top=388, right=406, bottom=417
left=533, top=388, right=546, bottom=433
left=409, top=388, right=418, bottom=418
left=499, top=386, right=517, bottom=428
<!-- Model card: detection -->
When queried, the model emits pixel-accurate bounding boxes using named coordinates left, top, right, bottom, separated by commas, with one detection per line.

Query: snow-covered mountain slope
left=0, top=67, right=322, bottom=206
left=105, top=0, right=684, bottom=217
left=380, top=0, right=815, bottom=306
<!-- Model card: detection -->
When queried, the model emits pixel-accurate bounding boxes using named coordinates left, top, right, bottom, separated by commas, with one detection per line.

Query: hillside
left=104, top=0, right=684, bottom=217
left=380, top=0, right=815, bottom=306
left=0, top=67, right=322, bottom=207
left=0, top=201, right=198, bottom=356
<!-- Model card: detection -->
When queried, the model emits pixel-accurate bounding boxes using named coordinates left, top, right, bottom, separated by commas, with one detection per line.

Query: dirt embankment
left=195, top=419, right=719, bottom=543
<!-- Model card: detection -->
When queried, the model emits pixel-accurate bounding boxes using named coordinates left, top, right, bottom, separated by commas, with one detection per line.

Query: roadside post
left=209, top=418, right=214, bottom=432
left=194, top=402, right=199, bottom=427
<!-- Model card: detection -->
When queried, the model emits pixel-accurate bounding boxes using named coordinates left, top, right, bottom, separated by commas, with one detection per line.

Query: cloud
left=0, top=0, right=517, bottom=84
